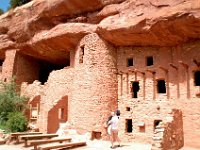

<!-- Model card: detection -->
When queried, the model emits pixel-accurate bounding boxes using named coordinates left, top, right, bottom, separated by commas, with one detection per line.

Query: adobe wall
left=117, top=41, right=200, bottom=147
left=70, top=33, right=118, bottom=138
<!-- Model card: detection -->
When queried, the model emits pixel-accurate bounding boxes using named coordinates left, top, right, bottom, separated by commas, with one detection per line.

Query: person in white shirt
left=107, top=112, right=115, bottom=135
left=108, top=110, right=121, bottom=148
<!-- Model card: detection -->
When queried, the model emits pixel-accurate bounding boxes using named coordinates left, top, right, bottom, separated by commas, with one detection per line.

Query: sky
left=0, top=0, right=10, bottom=12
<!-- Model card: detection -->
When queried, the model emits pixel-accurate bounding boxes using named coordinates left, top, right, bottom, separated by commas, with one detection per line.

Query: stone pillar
left=70, top=33, right=118, bottom=139
left=2, top=49, right=18, bottom=81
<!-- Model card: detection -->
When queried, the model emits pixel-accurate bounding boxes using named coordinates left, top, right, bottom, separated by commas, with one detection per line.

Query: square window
left=194, top=71, right=200, bottom=86
left=127, top=58, right=134, bottom=67
left=126, top=107, right=131, bottom=111
left=146, top=56, right=153, bottom=66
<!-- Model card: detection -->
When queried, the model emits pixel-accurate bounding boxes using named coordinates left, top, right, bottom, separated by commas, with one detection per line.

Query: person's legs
left=110, top=130, right=114, bottom=148
left=116, top=131, right=121, bottom=146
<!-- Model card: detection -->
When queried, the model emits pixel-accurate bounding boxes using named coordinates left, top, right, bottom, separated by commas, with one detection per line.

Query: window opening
left=126, top=119, right=133, bottom=133
left=79, top=46, right=84, bottom=63
left=132, top=81, right=140, bottom=98
left=194, top=71, right=200, bottom=86
left=127, top=58, right=134, bottom=67
left=126, top=107, right=131, bottom=111
left=0, top=59, right=3, bottom=66
left=58, top=108, right=65, bottom=120
left=157, top=80, right=166, bottom=93
left=146, top=56, right=153, bottom=66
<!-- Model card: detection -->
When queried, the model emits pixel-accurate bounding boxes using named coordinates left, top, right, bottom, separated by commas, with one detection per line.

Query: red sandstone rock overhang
left=0, top=0, right=200, bottom=64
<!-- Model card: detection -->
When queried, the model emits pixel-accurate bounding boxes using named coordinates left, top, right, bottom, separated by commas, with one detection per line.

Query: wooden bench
left=0, top=139, right=6, bottom=145
left=11, top=132, right=42, bottom=143
left=38, top=141, right=86, bottom=150
left=20, top=134, right=58, bottom=147
left=29, top=137, right=71, bottom=150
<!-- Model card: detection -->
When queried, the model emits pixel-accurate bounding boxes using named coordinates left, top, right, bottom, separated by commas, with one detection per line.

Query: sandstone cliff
left=0, top=0, right=200, bottom=63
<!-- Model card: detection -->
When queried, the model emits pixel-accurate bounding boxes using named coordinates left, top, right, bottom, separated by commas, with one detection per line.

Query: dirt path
left=0, top=140, right=152, bottom=150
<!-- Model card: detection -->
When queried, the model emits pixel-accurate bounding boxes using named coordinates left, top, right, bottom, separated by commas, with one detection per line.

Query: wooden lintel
left=179, top=61, right=189, bottom=69
left=146, top=69, right=156, bottom=74
left=169, top=63, right=178, bottom=70
left=159, top=66, right=168, bottom=72
left=134, top=69, right=145, bottom=74
left=128, top=69, right=135, bottom=73
left=192, top=59, right=200, bottom=67
left=117, top=71, right=123, bottom=75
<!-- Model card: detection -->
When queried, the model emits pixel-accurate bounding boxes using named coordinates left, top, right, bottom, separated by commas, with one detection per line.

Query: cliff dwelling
left=0, top=0, right=200, bottom=149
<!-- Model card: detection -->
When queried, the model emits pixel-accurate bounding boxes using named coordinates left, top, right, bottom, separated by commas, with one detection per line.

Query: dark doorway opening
left=0, top=59, right=3, bottom=72
left=39, top=61, right=66, bottom=84
left=132, top=81, right=140, bottom=98
left=146, top=56, right=153, bottom=66
left=0, top=59, right=4, bottom=66
left=157, top=80, right=166, bottom=93
left=194, top=71, right=200, bottom=86
left=126, top=119, right=133, bottom=133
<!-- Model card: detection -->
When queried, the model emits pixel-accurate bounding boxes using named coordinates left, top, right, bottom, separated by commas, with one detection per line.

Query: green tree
left=10, top=0, right=31, bottom=8
left=0, top=79, right=28, bottom=123
left=0, top=9, right=4, bottom=15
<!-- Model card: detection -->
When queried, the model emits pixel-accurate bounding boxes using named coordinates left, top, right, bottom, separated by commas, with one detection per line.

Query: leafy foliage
left=6, top=112, right=28, bottom=132
left=0, top=9, right=4, bottom=15
left=0, top=79, right=28, bottom=132
left=10, top=0, right=31, bottom=8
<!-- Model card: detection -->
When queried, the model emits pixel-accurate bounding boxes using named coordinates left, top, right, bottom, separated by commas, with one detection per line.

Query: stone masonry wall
left=2, top=49, right=17, bottom=81
left=37, top=67, right=73, bottom=133
left=70, top=33, right=118, bottom=139
left=152, top=109, right=184, bottom=150
left=21, top=67, right=74, bottom=133
left=117, top=41, right=200, bottom=147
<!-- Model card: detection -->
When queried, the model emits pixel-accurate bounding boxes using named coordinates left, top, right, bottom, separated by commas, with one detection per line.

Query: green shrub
left=6, top=112, right=28, bottom=132
left=10, top=0, right=31, bottom=8
left=0, top=78, right=29, bottom=132
left=0, top=79, right=28, bottom=123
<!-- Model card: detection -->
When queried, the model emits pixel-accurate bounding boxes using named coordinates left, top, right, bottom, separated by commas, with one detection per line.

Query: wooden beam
left=134, top=69, right=145, bottom=74
left=179, top=61, right=188, bottom=69
left=146, top=69, right=156, bottom=74
left=169, top=63, right=178, bottom=70
left=192, top=59, right=200, bottom=67
left=159, top=66, right=168, bottom=72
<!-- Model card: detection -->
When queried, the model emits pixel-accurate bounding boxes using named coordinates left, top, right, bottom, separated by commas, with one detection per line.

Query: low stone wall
left=152, top=109, right=184, bottom=150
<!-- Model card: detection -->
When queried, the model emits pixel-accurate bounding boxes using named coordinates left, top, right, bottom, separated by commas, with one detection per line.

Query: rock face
left=0, top=0, right=200, bottom=62
left=0, top=0, right=200, bottom=149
